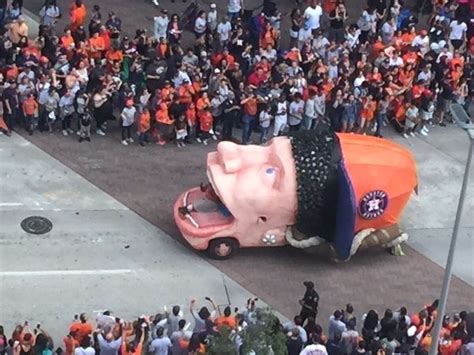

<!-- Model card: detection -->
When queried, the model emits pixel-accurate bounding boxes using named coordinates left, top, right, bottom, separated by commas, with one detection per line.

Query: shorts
left=421, top=110, right=433, bottom=121
left=405, top=118, right=416, bottom=129
left=438, top=98, right=451, bottom=113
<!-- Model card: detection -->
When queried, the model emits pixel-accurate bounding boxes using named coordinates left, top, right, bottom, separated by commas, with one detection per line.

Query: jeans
left=121, top=125, right=132, bottom=140
left=375, top=112, right=386, bottom=136
left=139, top=131, right=150, bottom=144
left=222, top=118, right=234, bottom=140
left=25, top=114, right=35, bottom=134
left=5, top=108, right=19, bottom=130
left=241, top=114, right=255, bottom=144
left=62, top=115, right=72, bottom=131
left=289, top=123, right=301, bottom=132
left=260, top=126, right=269, bottom=143
left=302, top=115, right=315, bottom=130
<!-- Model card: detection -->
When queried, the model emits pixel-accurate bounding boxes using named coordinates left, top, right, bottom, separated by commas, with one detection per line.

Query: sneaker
left=203, top=140, right=209, bottom=146
left=403, top=133, right=409, bottom=139
left=422, top=127, right=429, bottom=132
left=410, top=132, right=416, bottom=137
left=67, top=128, right=75, bottom=134
left=420, top=130, right=428, bottom=136
left=78, top=137, right=84, bottom=142
left=76, top=131, right=81, bottom=136
left=139, top=142, right=145, bottom=147
left=196, top=137, right=202, bottom=143
left=211, top=134, right=218, bottom=141
left=152, top=0, right=159, bottom=5
left=128, top=138, right=134, bottom=143
left=62, top=130, right=68, bottom=136
left=439, top=122, right=446, bottom=127
left=96, top=129, right=106, bottom=136
left=158, top=139, right=166, bottom=146
left=85, top=137, right=91, bottom=142
left=121, top=140, right=128, bottom=146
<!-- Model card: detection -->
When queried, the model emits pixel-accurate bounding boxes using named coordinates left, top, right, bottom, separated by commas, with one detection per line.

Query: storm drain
left=21, top=216, right=53, bottom=235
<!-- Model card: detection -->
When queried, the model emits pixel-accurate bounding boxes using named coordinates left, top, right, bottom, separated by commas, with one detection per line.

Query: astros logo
left=358, top=190, right=388, bottom=220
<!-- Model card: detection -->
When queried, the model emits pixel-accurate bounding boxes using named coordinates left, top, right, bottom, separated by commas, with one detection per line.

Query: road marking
left=0, top=202, right=24, bottom=206
left=0, top=269, right=135, bottom=277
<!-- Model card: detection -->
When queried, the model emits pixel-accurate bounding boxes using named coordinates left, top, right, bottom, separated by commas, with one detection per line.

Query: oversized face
left=207, top=137, right=298, bottom=233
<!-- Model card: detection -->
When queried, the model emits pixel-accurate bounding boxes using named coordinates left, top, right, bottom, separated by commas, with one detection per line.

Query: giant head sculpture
left=174, top=131, right=417, bottom=260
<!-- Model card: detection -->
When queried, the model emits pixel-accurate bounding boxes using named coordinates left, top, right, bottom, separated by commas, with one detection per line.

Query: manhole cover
left=21, top=216, right=53, bottom=235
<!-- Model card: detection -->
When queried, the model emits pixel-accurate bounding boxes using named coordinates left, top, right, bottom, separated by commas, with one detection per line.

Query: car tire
left=207, top=238, right=239, bottom=260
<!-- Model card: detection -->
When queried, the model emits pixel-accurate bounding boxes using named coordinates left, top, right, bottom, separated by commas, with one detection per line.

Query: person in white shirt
left=449, top=20, right=467, bottom=50
left=389, top=52, right=404, bottom=67
left=304, top=1, right=323, bottom=32
left=153, top=10, right=169, bottom=40
left=120, top=100, right=136, bottom=145
left=217, top=16, right=232, bottom=47
left=39, top=3, right=61, bottom=28
left=227, top=0, right=242, bottom=21
left=207, top=3, right=218, bottom=32
left=259, top=106, right=272, bottom=144
left=412, top=30, right=430, bottom=55
left=301, top=342, right=328, bottom=355
left=273, top=95, right=288, bottom=137
left=193, top=10, right=207, bottom=38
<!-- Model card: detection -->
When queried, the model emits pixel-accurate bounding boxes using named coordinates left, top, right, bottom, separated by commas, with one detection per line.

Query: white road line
left=0, top=202, right=24, bottom=206
left=0, top=269, right=135, bottom=277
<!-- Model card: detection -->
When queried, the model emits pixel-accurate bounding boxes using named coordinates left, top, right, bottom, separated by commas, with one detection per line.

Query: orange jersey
left=361, top=100, right=376, bottom=121
left=70, top=4, right=87, bottom=30
left=69, top=322, right=92, bottom=342
left=138, top=112, right=151, bottom=133
left=61, top=35, right=75, bottom=49
left=215, top=315, right=237, bottom=329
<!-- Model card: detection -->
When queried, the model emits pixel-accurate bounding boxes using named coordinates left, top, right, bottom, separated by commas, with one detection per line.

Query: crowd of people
left=0, top=282, right=473, bottom=355
left=0, top=0, right=472, bottom=146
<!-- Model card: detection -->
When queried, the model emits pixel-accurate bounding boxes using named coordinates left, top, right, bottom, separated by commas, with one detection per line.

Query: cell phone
left=36, top=323, right=41, bottom=329
left=74, top=314, right=79, bottom=320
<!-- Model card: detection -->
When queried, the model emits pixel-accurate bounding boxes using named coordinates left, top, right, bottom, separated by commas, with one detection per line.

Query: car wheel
left=207, top=238, right=239, bottom=260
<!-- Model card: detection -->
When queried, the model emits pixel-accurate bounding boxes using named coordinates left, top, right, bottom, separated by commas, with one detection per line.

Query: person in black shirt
left=287, top=328, right=304, bottom=355
left=221, top=97, right=240, bottom=141
left=299, top=281, right=319, bottom=324
left=329, top=4, right=347, bottom=44
left=3, top=81, right=19, bottom=130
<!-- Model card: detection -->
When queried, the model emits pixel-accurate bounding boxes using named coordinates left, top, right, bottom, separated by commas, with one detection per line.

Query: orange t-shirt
left=361, top=100, right=376, bottom=121
left=22, top=98, right=38, bottom=116
left=63, top=336, right=79, bottom=355
left=106, top=49, right=123, bottom=63
left=70, top=5, right=87, bottom=29
left=178, top=340, right=206, bottom=354
left=199, top=112, right=213, bottom=132
left=100, top=32, right=111, bottom=51
left=155, top=107, right=173, bottom=124
left=88, top=37, right=105, bottom=57
left=186, top=106, right=197, bottom=125
left=244, top=98, right=258, bottom=116
left=61, top=35, right=75, bottom=49
left=215, top=316, right=236, bottom=329
left=196, top=97, right=210, bottom=112
left=69, top=322, right=92, bottom=342
left=138, top=112, right=151, bottom=133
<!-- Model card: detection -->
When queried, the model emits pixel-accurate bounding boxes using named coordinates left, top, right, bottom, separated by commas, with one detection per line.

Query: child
left=259, top=106, right=272, bottom=144
left=155, top=102, right=174, bottom=146
left=175, top=115, right=188, bottom=147
left=186, top=102, right=197, bottom=141
left=120, top=99, right=136, bottom=145
left=22, top=93, right=39, bottom=135
left=404, top=102, right=419, bottom=138
left=76, top=91, right=91, bottom=142
left=137, top=108, right=151, bottom=146
left=198, top=107, right=213, bottom=146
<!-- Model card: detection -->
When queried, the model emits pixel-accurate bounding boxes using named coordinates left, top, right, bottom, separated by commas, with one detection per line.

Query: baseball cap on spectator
left=210, top=3, right=216, bottom=9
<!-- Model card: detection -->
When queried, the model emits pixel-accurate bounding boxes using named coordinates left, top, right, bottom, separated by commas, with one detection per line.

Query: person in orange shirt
left=63, top=331, right=79, bottom=355
left=402, top=47, right=419, bottom=66
left=198, top=107, right=213, bottom=145
left=186, top=102, right=197, bottom=140
left=358, top=95, right=376, bottom=134
left=88, top=32, right=105, bottom=62
left=61, top=30, right=75, bottom=50
left=179, top=333, right=206, bottom=355
left=99, top=26, right=111, bottom=52
left=178, top=80, right=195, bottom=105
left=69, top=314, right=92, bottom=343
left=155, top=102, right=174, bottom=146
left=215, top=306, right=237, bottom=329
left=121, top=324, right=145, bottom=355
left=260, top=21, right=278, bottom=49
left=137, top=108, right=151, bottom=146
left=105, top=46, right=123, bottom=66
left=22, top=93, right=38, bottom=135
left=70, top=0, right=87, bottom=31
left=196, top=92, right=211, bottom=115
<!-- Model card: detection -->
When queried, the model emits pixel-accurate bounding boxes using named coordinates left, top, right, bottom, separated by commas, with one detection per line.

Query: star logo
left=358, top=190, right=388, bottom=219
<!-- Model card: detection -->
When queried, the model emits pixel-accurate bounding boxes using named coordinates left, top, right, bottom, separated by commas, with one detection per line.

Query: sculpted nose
left=218, top=142, right=242, bottom=173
